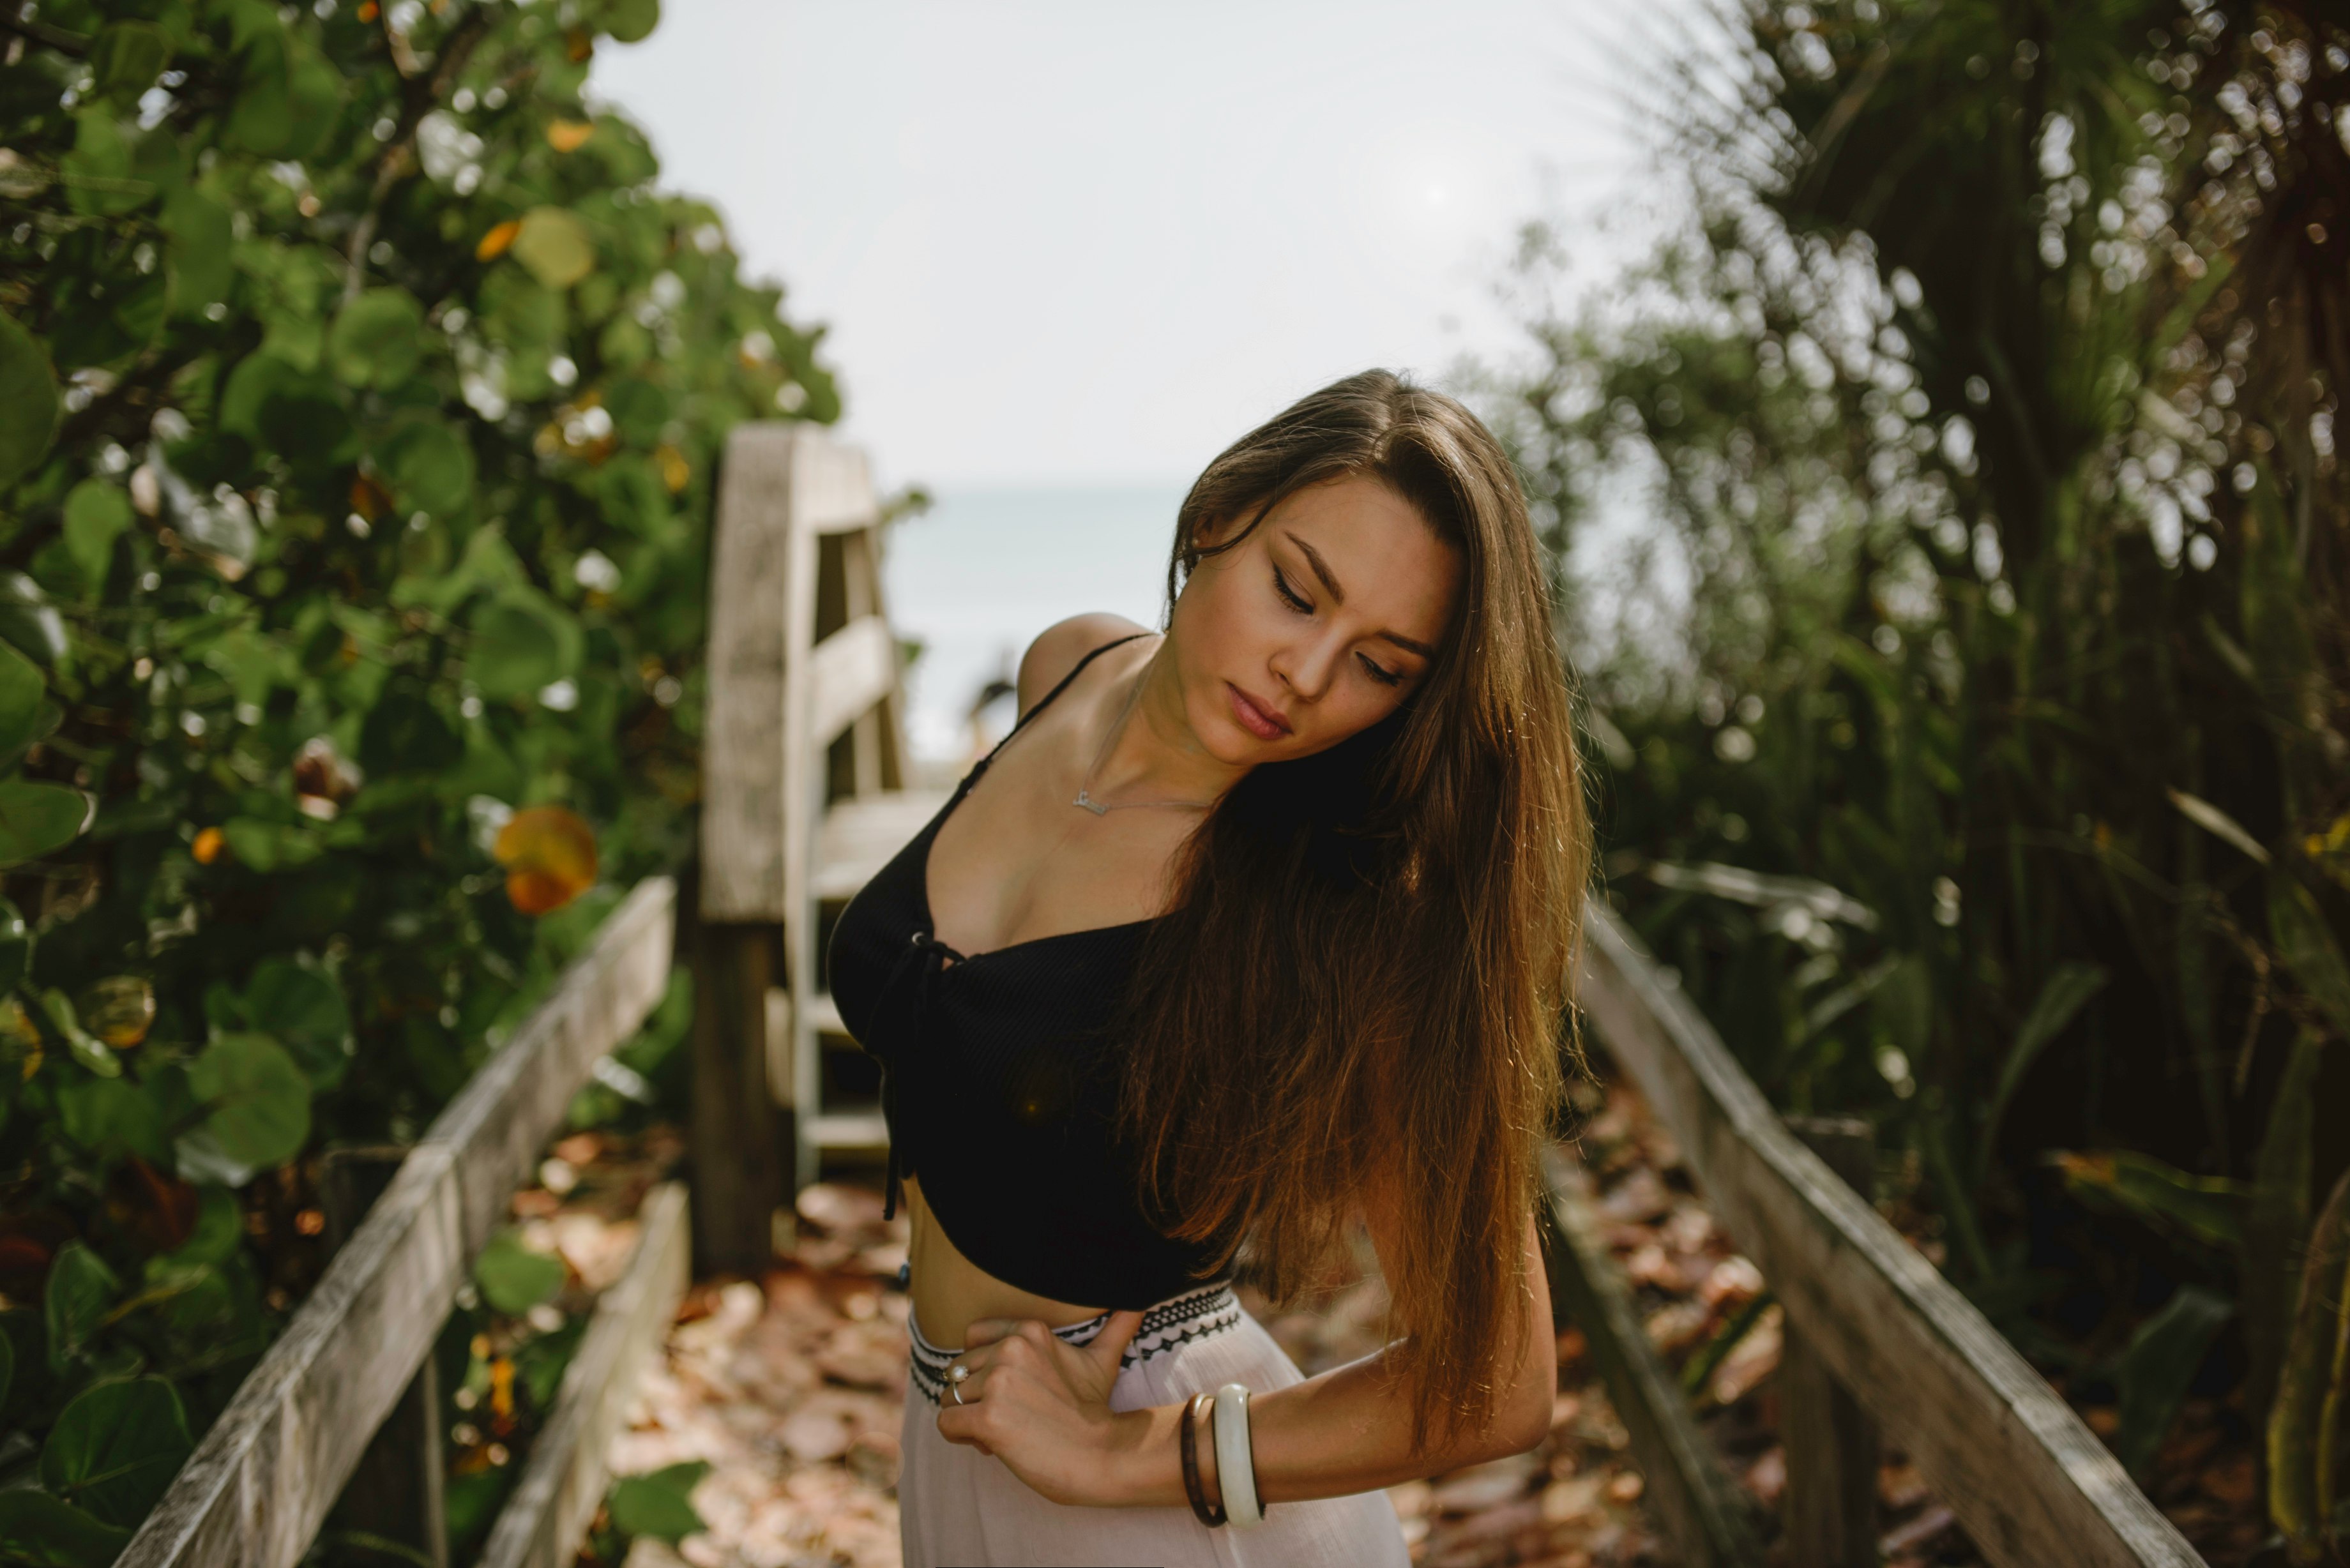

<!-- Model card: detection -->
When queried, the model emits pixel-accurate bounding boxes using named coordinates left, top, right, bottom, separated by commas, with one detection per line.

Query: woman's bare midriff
left=901, top=1172, right=1108, bottom=1349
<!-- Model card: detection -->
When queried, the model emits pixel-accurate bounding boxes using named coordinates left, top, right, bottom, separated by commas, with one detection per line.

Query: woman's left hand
left=934, top=1309, right=1148, bottom=1505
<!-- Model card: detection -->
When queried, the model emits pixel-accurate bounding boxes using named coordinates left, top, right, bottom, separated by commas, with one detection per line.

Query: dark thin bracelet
left=1179, top=1391, right=1226, bottom=1527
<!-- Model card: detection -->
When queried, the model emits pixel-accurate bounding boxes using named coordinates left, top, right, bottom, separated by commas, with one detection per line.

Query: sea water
left=881, top=484, right=1187, bottom=772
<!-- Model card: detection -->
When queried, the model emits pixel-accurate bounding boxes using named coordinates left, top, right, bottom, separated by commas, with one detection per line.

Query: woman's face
left=1165, top=474, right=1460, bottom=766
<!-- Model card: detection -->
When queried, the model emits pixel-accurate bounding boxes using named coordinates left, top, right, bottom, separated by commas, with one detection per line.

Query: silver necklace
left=1072, top=666, right=1217, bottom=815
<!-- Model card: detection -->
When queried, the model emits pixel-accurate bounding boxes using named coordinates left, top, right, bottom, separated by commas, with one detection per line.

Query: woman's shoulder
left=1015, top=614, right=1153, bottom=715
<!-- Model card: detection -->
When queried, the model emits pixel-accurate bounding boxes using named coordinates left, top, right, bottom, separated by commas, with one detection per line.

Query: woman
left=828, top=370, right=1588, bottom=1567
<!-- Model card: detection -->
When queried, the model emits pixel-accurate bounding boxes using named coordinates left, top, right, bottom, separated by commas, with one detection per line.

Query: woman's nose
left=1274, top=636, right=1340, bottom=701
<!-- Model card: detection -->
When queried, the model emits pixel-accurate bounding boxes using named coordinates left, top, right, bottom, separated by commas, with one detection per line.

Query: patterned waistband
left=906, top=1281, right=1242, bottom=1405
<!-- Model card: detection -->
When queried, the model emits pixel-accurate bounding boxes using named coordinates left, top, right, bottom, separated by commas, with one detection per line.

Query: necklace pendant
left=1072, top=789, right=1110, bottom=816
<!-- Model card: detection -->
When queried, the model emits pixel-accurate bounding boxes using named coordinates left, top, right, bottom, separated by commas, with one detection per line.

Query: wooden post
left=687, top=912, right=787, bottom=1273
left=694, top=425, right=807, bottom=1268
left=1780, top=1115, right=1881, bottom=1568
left=319, top=1146, right=450, bottom=1568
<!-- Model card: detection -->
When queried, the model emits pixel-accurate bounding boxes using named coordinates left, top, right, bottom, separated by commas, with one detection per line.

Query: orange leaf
left=545, top=119, right=595, bottom=153
left=493, top=806, right=598, bottom=916
left=476, top=218, right=522, bottom=262
left=192, top=826, right=225, bottom=864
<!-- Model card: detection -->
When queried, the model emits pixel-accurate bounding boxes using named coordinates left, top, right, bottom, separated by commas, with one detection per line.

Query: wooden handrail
left=119, top=878, right=677, bottom=1568
left=1576, top=905, right=2202, bottom=1568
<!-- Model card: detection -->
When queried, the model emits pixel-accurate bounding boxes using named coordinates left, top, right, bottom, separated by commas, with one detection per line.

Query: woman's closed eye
left=1275, top=566, right=1407, bottom=686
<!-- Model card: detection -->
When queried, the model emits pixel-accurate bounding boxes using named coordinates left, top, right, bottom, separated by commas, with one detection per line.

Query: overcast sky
left=590, top=1, right=1660, bottom=491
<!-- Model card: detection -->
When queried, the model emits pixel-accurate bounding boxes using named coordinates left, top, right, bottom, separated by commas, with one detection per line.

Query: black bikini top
left=824, top=637, right=1228, bottom=1309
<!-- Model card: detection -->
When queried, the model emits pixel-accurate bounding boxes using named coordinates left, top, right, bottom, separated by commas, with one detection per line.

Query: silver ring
left=951, top=1380, right=967, bottom=1405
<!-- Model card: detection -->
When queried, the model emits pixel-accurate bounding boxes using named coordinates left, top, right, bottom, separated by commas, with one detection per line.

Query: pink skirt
left=900, top=1283, right=1414, bottom=1568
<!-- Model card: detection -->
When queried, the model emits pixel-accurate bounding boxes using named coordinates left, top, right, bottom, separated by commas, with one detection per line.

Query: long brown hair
left=1119, top=370, right=1589, bottom=1451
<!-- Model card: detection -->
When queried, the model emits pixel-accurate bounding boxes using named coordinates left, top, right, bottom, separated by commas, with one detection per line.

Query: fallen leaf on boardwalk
left=1432, top=1452, right=1540, bottom=1512
left=1596, top=1167, right=1671, bottom=1224
left=1542, top=1474, right=1609, bottom=1525
left=1707, top=1302, right=1782, bottom=1405
left=814, top=1318, right=907, bottom=1391
left=779, top=1406, right=853, bottom=1462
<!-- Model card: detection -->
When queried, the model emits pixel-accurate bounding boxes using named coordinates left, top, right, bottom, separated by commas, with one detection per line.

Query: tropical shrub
left=1492, top=0, right=2347, bottom=1552
left=0, top=0, right=834, bottom=1551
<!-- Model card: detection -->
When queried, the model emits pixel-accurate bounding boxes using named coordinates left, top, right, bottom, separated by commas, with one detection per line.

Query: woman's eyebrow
left=1285, top=532, right=1347, bottom=603
left=1284, top=532, right=1436, bottom=660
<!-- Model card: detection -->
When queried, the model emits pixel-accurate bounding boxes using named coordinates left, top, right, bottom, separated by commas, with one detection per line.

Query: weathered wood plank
left=701, top=425, right=803, bottom=924
left=120, top=880, right=676, bottom=1568
left=814, top=792, right=951, bottom=901
left=477, top=1183, right=692, bottom=1568
left=1541, top=1147, right=1764, bottom=1568
left=1777, top=1116, right=1881, bottom=1568
left=810, top=615, right=897, bottom=749
left=1577, top=907, right=2202, bottom=1568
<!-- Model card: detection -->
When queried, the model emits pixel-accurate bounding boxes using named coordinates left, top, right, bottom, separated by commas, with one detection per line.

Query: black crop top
left=825, top=637, right=1228, bottom=1309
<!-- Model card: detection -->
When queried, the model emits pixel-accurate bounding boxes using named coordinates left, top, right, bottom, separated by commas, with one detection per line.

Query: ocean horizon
left=882, top=483, right=1189, bottom=767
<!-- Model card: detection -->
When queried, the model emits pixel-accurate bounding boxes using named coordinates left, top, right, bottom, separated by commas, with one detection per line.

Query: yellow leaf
left=476, top=218, right=522, bottom=262
left=545, top=119, right=595, bottom=153
left=493, top=806, right=598, bottom=916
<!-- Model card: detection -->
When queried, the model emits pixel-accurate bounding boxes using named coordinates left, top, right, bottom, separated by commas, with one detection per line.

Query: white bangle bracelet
left=1211, top=1382, right=1263, bottom=1527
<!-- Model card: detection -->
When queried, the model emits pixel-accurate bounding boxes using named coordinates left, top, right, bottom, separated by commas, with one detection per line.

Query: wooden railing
left=1547, top=905, right=2206, bottom=1568
left=119, top=878, right=683, bottom=1568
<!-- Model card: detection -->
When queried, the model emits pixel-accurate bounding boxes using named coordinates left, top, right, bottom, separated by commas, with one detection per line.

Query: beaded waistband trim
left=906, top=1282, right=1242, bottom=1405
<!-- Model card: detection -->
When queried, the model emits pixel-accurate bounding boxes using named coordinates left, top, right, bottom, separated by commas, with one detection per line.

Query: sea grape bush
left=0, top=0, right=835, bottom=1549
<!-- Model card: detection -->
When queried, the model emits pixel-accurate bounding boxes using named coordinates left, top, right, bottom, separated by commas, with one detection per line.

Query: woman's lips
left=1226, top=682, right=1292, bottom=741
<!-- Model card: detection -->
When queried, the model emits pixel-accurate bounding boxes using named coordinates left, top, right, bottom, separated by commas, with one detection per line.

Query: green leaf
left=0, top=637, right=43, bottom=755
left=2052, top=1149, right=2247, bottom=1253
left=468, top=589, right=580, bottom=701
left=608, top=1460, right=709, bottom=1542
left=57, top=1077, right=166, bottom=1163
left=512, top=207, right=596, bottom=290
left=279, top=43, right=345, bottom=163
left=0, top=1328, right=13, bottom=1419
left=473, top=1229, right=566, bottom=1315
left=596, top=0, right=660, bottom=43
left=603, top=376, right=671, bottom=446
left=61, top=111, right=151, bottom=217
left=0, top=1491, right=132, bottom=1567
left=162, top=187, right=234, bottom=316
left=2245, top=1028, right=2325, bottom=1428
left=377, top=416, right=476, bottom=516
left=43, top=1242, right=119, bottom=1366
left=2270, top=875, right=2350, bottom=1043
left=220, top=817, right=322, bottom=871
left=1980, top=962, right=2107, bottom=1179
left=91, top=22, right=174, bottom=105
left=186, top=1032, right=311, bottom=1171
left=0, top=571, right=67, bottom=664
left=60, top=479, right=132, bottom=598
left=224, top=22, right=292, bottom=155
left=0, top=781, right=92, bottom=868
left=327, top=288, right=426, bottom=389
left=40, top=1375, right=192, bottom=1526
left=0, top=312, right=59, bottom=492
left=2109, top=1286, right=2231, bottom=1479
left=243, top=958, right=351, bottom=1089
left=36, top=990, right=118, bottom=1079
